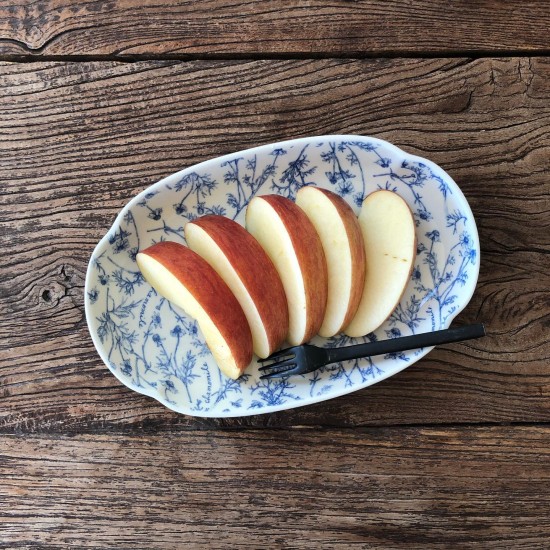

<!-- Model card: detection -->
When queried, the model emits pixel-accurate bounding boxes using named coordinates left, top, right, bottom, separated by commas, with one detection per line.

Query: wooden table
left=1, top=2, right=549, bottom=547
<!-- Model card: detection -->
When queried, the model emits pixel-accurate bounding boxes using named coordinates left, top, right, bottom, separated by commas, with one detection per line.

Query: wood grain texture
left=1, top=427, right=549, bottom=548
left=1, top=57, right=549, bottom=432
left=1, top=1, right=550, bottom=58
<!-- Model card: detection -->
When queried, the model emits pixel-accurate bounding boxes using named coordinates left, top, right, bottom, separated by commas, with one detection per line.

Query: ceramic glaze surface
left=85, top=135, right=479, bottom=417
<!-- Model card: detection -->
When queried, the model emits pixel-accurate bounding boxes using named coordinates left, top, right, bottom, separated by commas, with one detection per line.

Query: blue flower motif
left=174, top=202, right=187, bottom=215
left=337, top=180, right=354, bottom=196
left=162, top=379, right=176, bottom=391
left=128, top=247, right=139, bottom=262
left=426, top=229, right=441, bottom=242
left=418, top=209, right=432, bottom=221
left=148, top=208, right=162, bottom=221
left=353, top=193, right=364, bottom=207
left=459, top=232, right=471, bottom=247
left=170, top=325, right=183, bottom=337
left=121, top=359, right=132, bottom=376
left=376, top=157, right=391, bottom=168
left=386, top=327, right=402, bottom=339
left=109, top=228, right=131, bottom=254
left=87, top=289, right=99, bottom=303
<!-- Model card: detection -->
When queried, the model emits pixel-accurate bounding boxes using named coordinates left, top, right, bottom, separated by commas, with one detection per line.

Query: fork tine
left=257, top=358, right=297, bottom=372
left=257, top=347, right=296, bottom=364
left=259, top=363, right=301, bottom=380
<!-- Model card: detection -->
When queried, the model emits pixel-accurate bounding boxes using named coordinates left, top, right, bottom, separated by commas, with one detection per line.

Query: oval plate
left=85, top=135, right=479, bottom=417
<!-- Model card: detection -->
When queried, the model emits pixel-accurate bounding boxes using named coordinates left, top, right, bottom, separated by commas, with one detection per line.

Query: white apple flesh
left=296, top=186, right=366, bottom=337
left=136, top=242, right=253, bottom=379
left=185, top=215, right=289, bottom=358
left=246, top=194, right=328, bottom=346
left=345, top=190, right=416, bottom=337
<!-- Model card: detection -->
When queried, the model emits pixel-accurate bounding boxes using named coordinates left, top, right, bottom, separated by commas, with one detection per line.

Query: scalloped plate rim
left=85, top=134, right=480, bottom=417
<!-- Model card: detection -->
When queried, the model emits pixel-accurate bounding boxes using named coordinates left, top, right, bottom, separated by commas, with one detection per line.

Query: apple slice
left=185, top=215, right=289, bottom=358
left=136, top=242, right=253, bottom=379
left=345, top=190, right=416, bottom=337
left=246, top=194, right=328, bottom=346
left=296, top=186, right=366, bottom=337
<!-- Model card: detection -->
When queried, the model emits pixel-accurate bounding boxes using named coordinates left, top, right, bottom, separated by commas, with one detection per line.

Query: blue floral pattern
left=85, top=135, right=479, bottom=417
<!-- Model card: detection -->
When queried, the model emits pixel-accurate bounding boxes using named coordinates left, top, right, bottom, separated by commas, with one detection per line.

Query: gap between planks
left=1, top=421, right=549, bottom=438
left=2, top=50, right=550, bottom=64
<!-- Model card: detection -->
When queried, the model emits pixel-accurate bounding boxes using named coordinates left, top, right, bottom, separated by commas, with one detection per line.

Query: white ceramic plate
left=85, top=135, right=479, bottom=417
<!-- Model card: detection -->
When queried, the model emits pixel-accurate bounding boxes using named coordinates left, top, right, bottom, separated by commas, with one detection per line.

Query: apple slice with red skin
left=246, top=194, right=328, bottom=346
left=136, top=241, right=253, bottom=379
left=296, top=186, right=366, bottom=337
left=345, top=190, right=417, bottom=337
left=185, top=215, right=289, bottom=358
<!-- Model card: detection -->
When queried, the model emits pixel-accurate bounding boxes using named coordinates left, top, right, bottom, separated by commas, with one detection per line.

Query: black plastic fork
left=258, top=323, right=486, bottom=379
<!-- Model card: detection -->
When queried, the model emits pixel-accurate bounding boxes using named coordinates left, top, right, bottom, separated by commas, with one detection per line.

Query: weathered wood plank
left=1, top=1, right=550, bottom=58
left=1, top=58, right=549, bottom=430
left=1, top=427, right=549, bottom=548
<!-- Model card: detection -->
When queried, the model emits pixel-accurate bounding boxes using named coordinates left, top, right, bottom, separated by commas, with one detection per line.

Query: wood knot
left=40, top=281, right=69, bottom=305
left=40, top=266, right=76, bottom=306
left=438, top=90, right=473, bottom=114
left=26, top=25, right=45, bottom=50
left=61, top=265, right=72, bottom=282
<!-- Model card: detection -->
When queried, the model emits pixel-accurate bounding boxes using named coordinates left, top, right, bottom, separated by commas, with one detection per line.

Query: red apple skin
left=258, top=194, right=328, bottom=344
left=187, top=215, right=289, bottom=356
left=313, top=188, right=366, bottom=331
left=139, top=241, right=253, bottom=371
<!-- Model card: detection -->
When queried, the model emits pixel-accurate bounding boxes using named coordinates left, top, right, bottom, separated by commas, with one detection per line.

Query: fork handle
left=325, top=323, right=486, bottom=365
